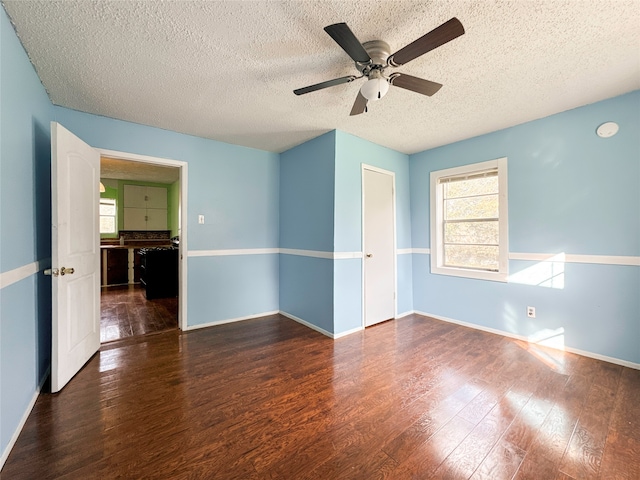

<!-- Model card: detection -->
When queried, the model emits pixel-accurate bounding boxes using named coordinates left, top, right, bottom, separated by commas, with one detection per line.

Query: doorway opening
left=98, top=150, right=188, bottom=343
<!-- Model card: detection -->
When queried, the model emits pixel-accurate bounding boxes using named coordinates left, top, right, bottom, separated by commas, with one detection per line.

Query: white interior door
left=50, top=122, right=101, bottom=393
left=363, top=167, right=396, bottom=327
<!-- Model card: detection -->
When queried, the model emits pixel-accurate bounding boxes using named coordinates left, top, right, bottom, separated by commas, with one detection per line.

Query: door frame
left=361, top=164, right=397, bottom=328
left=97, top=148, right=188, bottom=331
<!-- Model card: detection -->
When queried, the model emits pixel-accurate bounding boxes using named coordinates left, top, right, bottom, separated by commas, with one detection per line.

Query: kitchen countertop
left=100, top=243, right=173, bottom=249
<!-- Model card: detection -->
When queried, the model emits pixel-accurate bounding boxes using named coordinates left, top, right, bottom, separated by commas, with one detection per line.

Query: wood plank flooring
left=3, top=314, right=639, bottom=479
left=100, top=285, right=177, bottom=343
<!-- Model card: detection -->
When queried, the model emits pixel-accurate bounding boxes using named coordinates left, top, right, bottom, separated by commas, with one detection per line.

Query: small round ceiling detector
left=596, top=122, right=619, bottom=138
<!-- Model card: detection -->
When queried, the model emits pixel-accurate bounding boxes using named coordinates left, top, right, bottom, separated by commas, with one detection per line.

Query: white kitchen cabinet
left=123, top=185, right=168, bottom=230
left=146, top=186, right=167, bottom=209
left=124, top=185, right=167, bottom=208
left=146, top=208, right=167, bottom=230
left=123, top=184, right=147, bottom=208
left=123, top=208, right=146, bottom=230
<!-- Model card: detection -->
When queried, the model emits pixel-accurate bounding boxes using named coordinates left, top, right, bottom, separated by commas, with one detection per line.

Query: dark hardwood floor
left=100, top=284, right=177, bottom=343
left=3, top=314, right=639, bottom=479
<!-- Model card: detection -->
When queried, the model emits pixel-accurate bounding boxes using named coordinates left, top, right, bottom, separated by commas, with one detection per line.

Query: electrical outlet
left=198, top=215, right=205, bottom=224
left=527, top=306, right=536, bottom=318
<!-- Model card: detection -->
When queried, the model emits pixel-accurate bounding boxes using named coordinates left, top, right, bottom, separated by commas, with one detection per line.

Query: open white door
left=363, top=166, right=396, bottom=327
left=50, top=122, right=101, bottom=392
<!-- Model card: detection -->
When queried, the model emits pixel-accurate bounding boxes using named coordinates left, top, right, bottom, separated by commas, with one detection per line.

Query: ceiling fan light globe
left=360, top=77, right=389, bottom=101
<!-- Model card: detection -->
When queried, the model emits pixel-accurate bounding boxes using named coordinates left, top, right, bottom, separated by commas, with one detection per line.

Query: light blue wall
left=0, top=12, right=53, bottom=272
left=0, top=7, right=53, bottom=457
left=188, top=255, right=279, bottom=325
left=52, top=107, right=280, bottom=251
left=279, top=132, right=335, bottom=332
left=396, top=253, right=413, bottom=315
left=410, top=91, right=640, bottom=364
left=279, top=131, right=335, bottom=251
left=52, top=106, right=280, bottom=327
left=1, top=280, right=36, bottom=451
left=279, top=255, right=334, bottom=333
left=334, top=131, right=412, bottom=251
left=278, top=130, right=414, bottom=335
left=333, top=131, right=413, bottom=333
left=333, top=258, right=362, bottom=333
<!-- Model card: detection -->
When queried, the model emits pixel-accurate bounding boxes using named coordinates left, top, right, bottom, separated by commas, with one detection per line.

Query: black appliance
left=139, top=246, right=178, bottom=300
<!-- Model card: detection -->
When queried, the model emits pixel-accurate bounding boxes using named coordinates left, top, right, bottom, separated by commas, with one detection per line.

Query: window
left=100, top=198, right=117, bottom=234
left=430, top=158, right=508, bottom=281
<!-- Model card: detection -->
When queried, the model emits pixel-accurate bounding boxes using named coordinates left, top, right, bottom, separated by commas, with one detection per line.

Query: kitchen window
left=100, top=198, right=117, bottom=234
left=430, top=158, right=508, bottom=282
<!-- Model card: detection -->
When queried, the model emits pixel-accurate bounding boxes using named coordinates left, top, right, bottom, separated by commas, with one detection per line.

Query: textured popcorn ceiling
left=3, top=0, right=639, bottom=154
left=101, top=156, right=180, bottom=183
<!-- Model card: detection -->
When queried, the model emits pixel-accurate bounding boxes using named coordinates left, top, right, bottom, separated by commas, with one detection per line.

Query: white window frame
left=100, top=197, right=117, bottom=234
left=430, top=157, right=509, bottom=282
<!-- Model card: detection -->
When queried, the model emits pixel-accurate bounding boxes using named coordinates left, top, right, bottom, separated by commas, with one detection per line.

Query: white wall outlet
left=527, top=306, right=536, bottom=318
left=198, top=215, right=205, bottom=224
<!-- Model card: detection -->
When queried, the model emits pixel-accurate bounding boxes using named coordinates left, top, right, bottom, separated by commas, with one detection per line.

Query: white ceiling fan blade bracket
left=388, top=72, right=401, bottom=84
left=387, top=55, right=400, bottom=67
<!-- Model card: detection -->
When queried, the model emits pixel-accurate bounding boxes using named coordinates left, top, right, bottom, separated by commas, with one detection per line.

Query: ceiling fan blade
left=293, top=75, right=357, bottom=95
left=389, top=73, right=443, bottom=96
left=350, top=91, right=368, bottom=116
left=388, top=17, right=464, bottom=67
left=324, top=23, right=372, bottom=64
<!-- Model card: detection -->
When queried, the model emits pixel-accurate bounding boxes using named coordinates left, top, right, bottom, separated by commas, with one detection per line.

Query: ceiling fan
left=293, top=18, right=465, bottom=115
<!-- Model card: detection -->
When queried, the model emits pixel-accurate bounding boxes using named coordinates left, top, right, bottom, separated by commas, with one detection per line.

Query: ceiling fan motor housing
left=357, top=40, right=391, bottom=76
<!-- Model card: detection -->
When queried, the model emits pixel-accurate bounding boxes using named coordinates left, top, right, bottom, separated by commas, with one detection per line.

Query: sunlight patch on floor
left=514, top=327, right=567, bottom=372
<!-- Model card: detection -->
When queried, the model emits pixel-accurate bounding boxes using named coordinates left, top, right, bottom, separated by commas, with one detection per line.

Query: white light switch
left=198, top=215, right=205, bottom=224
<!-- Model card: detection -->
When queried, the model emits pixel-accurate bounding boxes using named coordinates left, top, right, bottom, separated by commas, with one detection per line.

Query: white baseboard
left=414, top=310, right=640, bottom=370
left=279, top=311, right=334, bottom=338
left=334, top=325, right=365, bottom=339
left=184, top=311, right=279, bottom=331
left=183, top=309, right=365, bottom=340
left=396, top=310, right=415, bottom=319
left=1, top=367, right=50, bottom=470
left=279, top=311, right=365, bottom=339
left=559, top=345, right=640, bottom=370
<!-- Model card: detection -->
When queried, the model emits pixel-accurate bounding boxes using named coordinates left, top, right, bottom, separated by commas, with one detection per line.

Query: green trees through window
left=443, top=174, right=499, bottom=271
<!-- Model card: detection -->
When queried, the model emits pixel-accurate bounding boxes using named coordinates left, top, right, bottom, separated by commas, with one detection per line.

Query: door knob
left=366, top=253, right=373, bottom=258
left=45, top=267, right=75, bottom=276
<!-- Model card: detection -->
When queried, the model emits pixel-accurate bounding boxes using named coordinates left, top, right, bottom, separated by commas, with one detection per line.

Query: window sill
left=430, top=265, right=508, bottom=283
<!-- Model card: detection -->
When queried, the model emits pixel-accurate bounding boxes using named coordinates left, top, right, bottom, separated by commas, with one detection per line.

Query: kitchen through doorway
left=99, top=155, right=183, bottom=343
